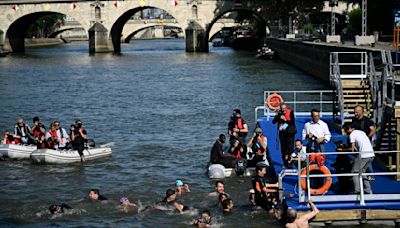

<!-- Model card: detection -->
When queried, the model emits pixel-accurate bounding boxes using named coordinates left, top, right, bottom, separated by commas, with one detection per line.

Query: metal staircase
left=372, top=51, right=399, bottom=172
left=330, top=52, right=372, bottom=125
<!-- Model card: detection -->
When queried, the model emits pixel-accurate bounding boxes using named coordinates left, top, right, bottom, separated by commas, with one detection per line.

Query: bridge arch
left=124, top=24, right=181, bottom=43
left=4, top=9, right=88, bottom=52
left=110, top=6, right=185, bottom=53
left=205, top=8, right=267, bottom=50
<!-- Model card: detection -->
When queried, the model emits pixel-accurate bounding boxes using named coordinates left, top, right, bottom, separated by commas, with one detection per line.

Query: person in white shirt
left=302, top=109, right=331, bottom=152
left=53, top=121, right=70, bottom=149
left=343, top=123, right=374, bottom=194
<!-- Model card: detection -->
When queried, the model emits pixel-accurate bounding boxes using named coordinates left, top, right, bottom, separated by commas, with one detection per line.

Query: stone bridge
left=54, top=18, right=237, bottom=42
left=0, top=0, right=265, bottom=53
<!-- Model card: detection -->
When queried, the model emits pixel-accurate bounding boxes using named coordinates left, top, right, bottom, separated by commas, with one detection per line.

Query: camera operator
left=31, top=116, right=46, bottom=143
left=272, top=103, right=296, bottom=168
left=247, top=127, right=273, bottom=168
left=302, top=109, right=331, bottom=152
left=228, top=109, right=248, bottom=144
left=70, top=119, right=88, bottom=163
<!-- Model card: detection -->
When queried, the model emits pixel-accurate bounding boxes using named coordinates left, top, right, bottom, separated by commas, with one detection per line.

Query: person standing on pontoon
left=351, top=105, right=376, bottom=181
left=302, top=109, right=331, bottom=152
left=272, top=103, right=296, bottom=168
left=343, top=123, right=375, bottom=195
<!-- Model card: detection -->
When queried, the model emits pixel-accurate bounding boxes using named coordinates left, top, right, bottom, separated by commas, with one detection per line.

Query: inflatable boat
left=0, top=144, right=37, bottom=159
left=30, top=143, right=112, bottom=164
left=208, top=164, right=256, bottom=179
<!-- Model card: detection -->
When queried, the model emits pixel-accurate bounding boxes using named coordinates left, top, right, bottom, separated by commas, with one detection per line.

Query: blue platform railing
left=278, top=150, right=400, bottom=207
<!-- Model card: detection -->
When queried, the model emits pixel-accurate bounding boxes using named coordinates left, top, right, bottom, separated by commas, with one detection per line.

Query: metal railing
left=330, top=52, right=345, bottom=125
left=278, top=150, right=400, bottom=206
left=329, top=52, right=368, bottom=79
left=254, top=90, right=335, bottom=123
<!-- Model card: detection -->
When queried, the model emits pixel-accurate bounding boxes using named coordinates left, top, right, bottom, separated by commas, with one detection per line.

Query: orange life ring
left=300, top=164, right=332, bottom=195
left=266, top=93, right=283, bottom=111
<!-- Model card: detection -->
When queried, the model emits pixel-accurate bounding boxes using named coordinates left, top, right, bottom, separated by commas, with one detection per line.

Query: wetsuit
left=98, top=195, right=108, bottom=201
left=160, top=199, right=188, bottom=212
left=252, top=174, right=270, bottom=210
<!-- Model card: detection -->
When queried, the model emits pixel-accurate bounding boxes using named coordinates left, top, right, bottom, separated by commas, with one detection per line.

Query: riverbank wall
left=266, top=38, right=388, bottom=83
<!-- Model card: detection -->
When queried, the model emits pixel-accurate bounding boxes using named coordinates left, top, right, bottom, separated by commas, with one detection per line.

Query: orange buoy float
left=266, top=93, right=283, bottom=111
left=300, top=164, right=332, bottom=195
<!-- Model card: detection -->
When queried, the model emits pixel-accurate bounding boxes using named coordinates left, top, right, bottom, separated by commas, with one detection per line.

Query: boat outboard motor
left=209, top=164, right=225, bottom=179
left=235, top=158, right=248, bottom=176
left=85, top=139, right=95, bottom=148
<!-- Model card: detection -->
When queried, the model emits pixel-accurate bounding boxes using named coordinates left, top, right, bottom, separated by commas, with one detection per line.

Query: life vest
left=257, top=135, right=267, bottom=154
left=235, top=117, right=244, bottom=129
left=32, top=127, right=41, bottom=139
left=48, top=130, right=58, bottom=146
left=15, top=125, right=29, bottom=137
left=278, top=109, right=292, bottom=128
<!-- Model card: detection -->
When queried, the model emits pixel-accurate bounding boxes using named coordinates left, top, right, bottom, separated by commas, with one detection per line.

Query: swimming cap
left=120, top=196, right=128, bottom=204
left=175, top=180, right=183, bottom=187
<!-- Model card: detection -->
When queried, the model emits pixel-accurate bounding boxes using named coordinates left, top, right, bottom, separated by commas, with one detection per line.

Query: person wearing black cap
left=228, top=109, right=248, bottom=144
left=157, top=189, right=189, bottom=214
left=31, top=116, right=45, bottom=142
left=70, top=119, right=88, bottom=162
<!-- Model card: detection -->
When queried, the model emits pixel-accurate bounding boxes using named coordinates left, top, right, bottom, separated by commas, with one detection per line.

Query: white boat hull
left=30, top=146, right=112, bottom=164
left=208, top=164, right=255, bottom=179
left=0, top=144, right=37, bottom=159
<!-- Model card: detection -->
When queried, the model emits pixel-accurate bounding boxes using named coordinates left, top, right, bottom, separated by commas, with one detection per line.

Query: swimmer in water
left=222, top=198, right=234, bottom=214
left=88, top=189, right=108, bottom=201
left=48, top=203, right=72, bottom=214
left=286, top=200, right=319, bottom=228
left=208, top=181, right=225, bottom=197
left=193, top=210, right=212, bottom=227
left=175, top=179, right=190, bottom=195
left=156, top=189, right=189, bottom=214
left=117, top=196, right=137, bottom=210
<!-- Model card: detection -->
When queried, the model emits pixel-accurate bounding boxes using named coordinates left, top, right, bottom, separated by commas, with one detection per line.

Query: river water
left=0, top=39, right=333, bottom=227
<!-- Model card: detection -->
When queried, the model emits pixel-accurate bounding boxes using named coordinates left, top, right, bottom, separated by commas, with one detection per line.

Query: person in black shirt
left=48, top=203, right=72, bottom=214
left=210, top=134, right=236, bottom=168
left=228, top=109, right=249, bottom=144
left=272, top=103, right=296, bottom=168
left=351, top=105, right=376, bottom=140
left=70, top=119, right=88, bottom=163
left=88, top=189, right=108, bottom=201
left=351, top=105, right=376, bottom=181
left=251, top=164, right=279, bottom=213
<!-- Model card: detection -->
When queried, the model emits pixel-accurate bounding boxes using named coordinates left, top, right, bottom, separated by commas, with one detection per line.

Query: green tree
left=26, top=14, right=64, bottom=38
left=348, top=8, right=361, bottom=35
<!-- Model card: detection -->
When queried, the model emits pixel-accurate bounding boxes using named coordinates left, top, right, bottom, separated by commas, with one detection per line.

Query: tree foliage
left=26, top=14, right=64, bottom=38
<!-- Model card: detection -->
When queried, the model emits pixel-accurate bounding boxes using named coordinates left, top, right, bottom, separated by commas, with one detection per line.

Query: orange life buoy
left=266, top=93, right=283, bottom=111
left=300, top=164, right=332, bottom=195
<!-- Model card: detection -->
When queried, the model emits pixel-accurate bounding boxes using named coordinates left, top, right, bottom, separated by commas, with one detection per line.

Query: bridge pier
left=88, top=22, right=113, bottom=53
left=0, top=30, right=4, bottom=53
left=185, top=22, right=208, bottom=52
